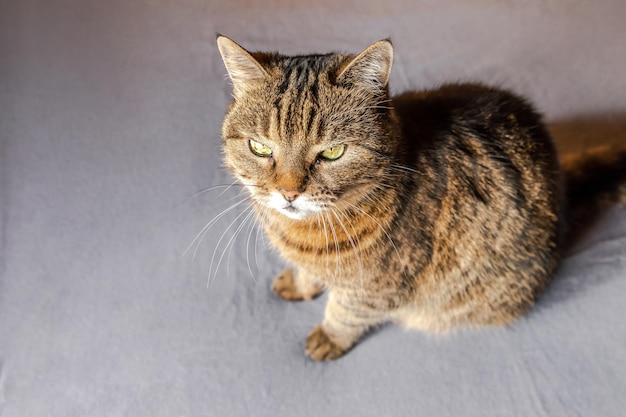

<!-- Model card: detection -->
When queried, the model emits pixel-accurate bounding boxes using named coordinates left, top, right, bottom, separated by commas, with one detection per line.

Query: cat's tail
left=561, top=145, right=626, bottom=245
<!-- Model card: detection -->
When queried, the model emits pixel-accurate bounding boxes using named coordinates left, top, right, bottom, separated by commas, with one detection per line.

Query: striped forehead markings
left=273, top=65, right=323, bottom=139
left=269, top=54, right=342, bottom=142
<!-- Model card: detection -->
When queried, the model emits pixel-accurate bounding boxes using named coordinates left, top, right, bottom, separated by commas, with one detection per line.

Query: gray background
left=2, top=0, right=626, bottom=416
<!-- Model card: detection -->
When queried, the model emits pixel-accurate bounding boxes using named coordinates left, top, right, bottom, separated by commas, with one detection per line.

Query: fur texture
left=217, top=36, right=626, bottom=361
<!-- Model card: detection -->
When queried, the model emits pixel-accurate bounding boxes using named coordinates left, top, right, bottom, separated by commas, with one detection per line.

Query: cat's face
left=218, top=37, right=395, bottom=220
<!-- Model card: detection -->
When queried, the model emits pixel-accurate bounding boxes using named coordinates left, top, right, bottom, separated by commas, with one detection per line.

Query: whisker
left=174, top=181, right=260, bottom=208
left=208, top=206, right=253, bottom=286
left=330, top=207, right=365, bottom=297
left=314, top=213, right=323, bottom=265
left=389, top=164, right=419, bottom=174
left=182, top=197, right=251, bottom=260
left=254, top=208, right=265, bottom=272
left=260, top=207, right=269, bottom=249
left=218, top=181, right=246, bottom=198
left=343, top=200, right=403, bottom=268
left=317, top=211, right=330, bottom=278
left=224, top=207, right=257, bottom=280
left=244, top=209, right=258, bottom=280
left=324, top=210, right=341, bottom=278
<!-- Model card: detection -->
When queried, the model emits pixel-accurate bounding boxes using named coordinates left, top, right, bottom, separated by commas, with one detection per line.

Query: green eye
left=249, top=139, right=272, bottom=157
left=319, top=144, right=346, bottom=161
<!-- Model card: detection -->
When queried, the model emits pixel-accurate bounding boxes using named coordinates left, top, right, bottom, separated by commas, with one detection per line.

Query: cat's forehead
left=263, top=54, right=343, bottom=100
left=224, top=50, right=380, bottom=147
left=272, top=53, right=343, bottom=79
left=245, top=55, right=345, bottom=145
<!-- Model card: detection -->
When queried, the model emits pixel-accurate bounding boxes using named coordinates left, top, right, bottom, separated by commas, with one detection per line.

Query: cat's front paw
left=272, top=269, right=323, bottom=301
left=305, top=325, right=348, bottom=361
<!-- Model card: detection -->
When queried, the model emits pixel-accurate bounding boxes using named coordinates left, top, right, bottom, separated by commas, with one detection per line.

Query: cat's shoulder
left=392, top=82, right=541, bottom=130
left=393, top=83, right=533, bottom=112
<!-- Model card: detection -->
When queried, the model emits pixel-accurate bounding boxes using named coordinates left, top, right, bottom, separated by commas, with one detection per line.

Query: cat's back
left=392, top=83, right=559, bottom=196
left=387, top=84, right=564, bottom=327
left=392, top=83, right=549, bottom=148
left=391, top=82, right=562, bottom=236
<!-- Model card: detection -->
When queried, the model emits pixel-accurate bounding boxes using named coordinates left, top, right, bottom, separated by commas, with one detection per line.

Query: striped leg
left=306, top=291, right=389, bottom=361
left=272, top=268, right=324, bottom=301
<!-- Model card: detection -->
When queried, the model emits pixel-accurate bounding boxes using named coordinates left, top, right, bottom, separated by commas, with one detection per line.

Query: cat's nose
left=279, top=189, right=301, bottom=202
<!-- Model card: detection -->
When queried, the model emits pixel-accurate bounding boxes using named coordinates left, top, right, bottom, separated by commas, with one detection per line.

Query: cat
left=216, top=35, right=626, bottom=361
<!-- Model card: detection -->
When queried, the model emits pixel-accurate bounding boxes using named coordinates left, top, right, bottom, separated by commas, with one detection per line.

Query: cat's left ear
left=336, top=39, right=393, bottom=91
left=217, top=35, right=269, bottom=96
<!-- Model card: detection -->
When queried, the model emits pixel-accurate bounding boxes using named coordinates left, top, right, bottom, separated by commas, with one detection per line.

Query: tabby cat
left=216, top=36, right=626, bottom=361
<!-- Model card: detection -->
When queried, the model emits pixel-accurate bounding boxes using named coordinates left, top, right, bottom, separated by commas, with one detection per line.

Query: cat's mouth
left=277, top=203, right=312, bottom=220
left=264, top=192, right=322, bottom=220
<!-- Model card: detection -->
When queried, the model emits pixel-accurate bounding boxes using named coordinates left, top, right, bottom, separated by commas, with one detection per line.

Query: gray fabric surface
left=1, top=1, right=626, bottom=416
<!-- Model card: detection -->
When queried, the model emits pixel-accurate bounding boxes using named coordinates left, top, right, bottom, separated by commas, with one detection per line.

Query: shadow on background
left=548, top=113, right=626, bottom=154
left=550, top=113, right=626, bottom=244
left=537, top=113, right=626, bottom=307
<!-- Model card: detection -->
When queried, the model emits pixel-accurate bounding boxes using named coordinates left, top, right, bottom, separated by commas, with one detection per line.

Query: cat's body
left=217, top=37, right=626, bottom=360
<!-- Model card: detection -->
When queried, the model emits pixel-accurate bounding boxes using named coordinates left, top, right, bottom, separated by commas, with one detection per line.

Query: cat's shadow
left=548, top=112, right=626, bottom=155
left=536, top=112, right=626, bottom=308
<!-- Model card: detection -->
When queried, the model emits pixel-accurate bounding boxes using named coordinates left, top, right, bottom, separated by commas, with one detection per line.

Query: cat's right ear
left=336, top=39, right=393, bottom=91
left=217, top=36, right=268, bottom=97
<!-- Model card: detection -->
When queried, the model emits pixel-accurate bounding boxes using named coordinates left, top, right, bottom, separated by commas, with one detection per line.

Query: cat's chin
left=263, top=192, right=321, bottom=221
left=276, top=206, right=315, bottom=221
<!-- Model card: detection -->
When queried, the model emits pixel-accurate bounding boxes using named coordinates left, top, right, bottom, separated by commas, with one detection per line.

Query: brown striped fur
left=217, top=36, right=626, bottom=361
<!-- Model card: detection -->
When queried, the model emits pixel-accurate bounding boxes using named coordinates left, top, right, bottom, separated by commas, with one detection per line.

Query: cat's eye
left=319, top=144, right=346, bottom=161
left=249, top=139, right=273, bottom=157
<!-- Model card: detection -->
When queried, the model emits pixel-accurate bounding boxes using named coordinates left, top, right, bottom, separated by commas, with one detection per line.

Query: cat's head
left=217, top=36, right=397, bottom=220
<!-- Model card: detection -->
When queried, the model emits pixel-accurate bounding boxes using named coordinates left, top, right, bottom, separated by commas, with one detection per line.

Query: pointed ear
left=217, top=36, right=268, bottom=96
left=336, top=40, right=393, bottom=90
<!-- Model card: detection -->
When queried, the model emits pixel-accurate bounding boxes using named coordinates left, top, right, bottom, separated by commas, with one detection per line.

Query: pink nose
left=279, top=189, right=301, bottom=202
